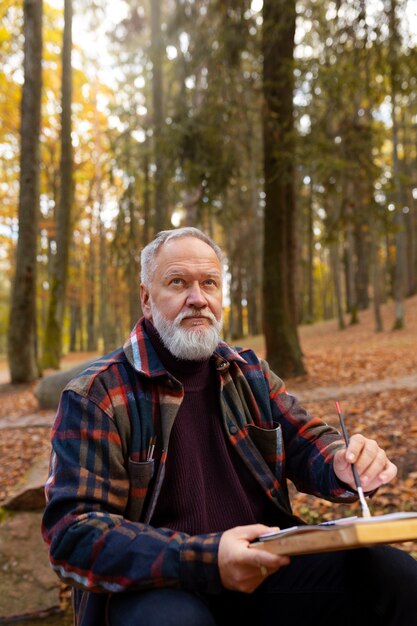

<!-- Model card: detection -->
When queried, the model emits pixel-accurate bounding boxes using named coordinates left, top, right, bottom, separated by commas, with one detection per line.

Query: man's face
left=140, top=236, right=223, bottom=359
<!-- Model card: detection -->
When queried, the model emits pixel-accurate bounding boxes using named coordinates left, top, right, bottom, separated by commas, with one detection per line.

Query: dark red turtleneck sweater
left=145, top=320, right=275, bottom=536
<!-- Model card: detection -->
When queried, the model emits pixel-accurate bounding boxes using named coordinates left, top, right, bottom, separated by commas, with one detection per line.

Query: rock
left=34, top=359, right=94, bottom=409
left=4, top=486, right=46, bottom=511
left=0, top=511, right=61, bottom=618
left=3, top=451, right=50, bottom=511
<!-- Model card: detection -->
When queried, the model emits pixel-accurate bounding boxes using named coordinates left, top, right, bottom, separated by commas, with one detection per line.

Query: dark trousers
left=107, top=546, right=417, bottom=626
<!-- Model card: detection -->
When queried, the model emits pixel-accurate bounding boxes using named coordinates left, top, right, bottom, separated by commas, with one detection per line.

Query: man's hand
left=218, top=524, right=290, bottom=593
left=333, top=434, right=397, bottom=492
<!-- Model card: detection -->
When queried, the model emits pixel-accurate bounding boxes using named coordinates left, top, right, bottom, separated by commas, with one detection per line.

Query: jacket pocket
left=126, top=458, right=155, bottom=522
left=245, top=423, right=283, bottom=479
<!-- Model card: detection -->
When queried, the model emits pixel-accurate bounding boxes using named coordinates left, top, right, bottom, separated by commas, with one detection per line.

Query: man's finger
left=345, top=433, right=367, bottom=462
left=232, top=524, right=281, bottom=542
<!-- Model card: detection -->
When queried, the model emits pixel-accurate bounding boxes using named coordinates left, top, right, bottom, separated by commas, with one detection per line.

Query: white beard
left=150, top=302, right=223, bottom=361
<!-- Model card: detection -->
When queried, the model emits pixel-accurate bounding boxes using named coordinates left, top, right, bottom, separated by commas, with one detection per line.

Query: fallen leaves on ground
left=287, top=295, right=417, bottom=391
left=0, top=382, right=39, bottom=418
left=0, top=382, right=54, bottom=502
left=0, top=426, right=51, bottom=502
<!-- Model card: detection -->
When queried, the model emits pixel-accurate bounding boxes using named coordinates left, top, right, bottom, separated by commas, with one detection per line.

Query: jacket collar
left=123, top=318, right=246, bottom=378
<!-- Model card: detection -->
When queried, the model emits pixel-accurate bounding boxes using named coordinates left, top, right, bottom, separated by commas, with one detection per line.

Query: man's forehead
left=152, top=237, right=222, bottom=281
left=156, top=236, right=221, bottom=265
left=162, top=265, right=222, bottom=278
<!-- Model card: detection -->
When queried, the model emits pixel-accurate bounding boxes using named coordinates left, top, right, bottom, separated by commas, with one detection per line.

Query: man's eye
left=171, top=278, right=184, bottom=286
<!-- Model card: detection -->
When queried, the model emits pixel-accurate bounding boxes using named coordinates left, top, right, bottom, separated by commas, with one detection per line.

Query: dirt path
left=294, top=372, right=417, bottom=403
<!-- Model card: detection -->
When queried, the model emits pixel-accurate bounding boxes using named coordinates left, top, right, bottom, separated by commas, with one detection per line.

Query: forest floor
left=0, top=295, right=417, bottom=552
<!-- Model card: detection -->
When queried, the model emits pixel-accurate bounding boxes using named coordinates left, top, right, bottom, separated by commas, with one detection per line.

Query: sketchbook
left=250, top=512, right=417, bottom=556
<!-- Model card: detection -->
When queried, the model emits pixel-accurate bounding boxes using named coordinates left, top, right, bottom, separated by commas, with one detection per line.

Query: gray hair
left=140, top=227, right=223, bottom=286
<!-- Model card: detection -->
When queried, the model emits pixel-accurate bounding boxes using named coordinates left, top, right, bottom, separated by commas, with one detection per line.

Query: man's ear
left=140, top=283, right=152, bottom=320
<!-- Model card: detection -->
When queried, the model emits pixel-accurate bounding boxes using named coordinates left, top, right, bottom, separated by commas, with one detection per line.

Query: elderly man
left=42, top=227, right=417, bottom=626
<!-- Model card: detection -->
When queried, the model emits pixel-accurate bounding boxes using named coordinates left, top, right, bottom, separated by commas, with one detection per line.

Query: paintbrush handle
left=335, top=401, right=372, bottom=518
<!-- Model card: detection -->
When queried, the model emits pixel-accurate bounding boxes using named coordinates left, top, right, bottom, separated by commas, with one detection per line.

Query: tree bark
left=344, top=203, right=359, bottom=325
left=370, top=234, right=384, bottom=332
left=262, top=0, right=305, bottom=377
left=305, top=178, right=314, bottom=323
left=230, top=258, right=244, bottom=340
left=42, top=0, right=73, bottom=367
left=142, top=147, right=151, bottom=245
left=388, top=0, right=406, bottom=329
left=86, top=224, right=97, bottom=352
left=329, top=240, right=345, bottom=331
left=127, top=187, right=141, bottom=329
left=7, top=0, right=43, bottom=383
left=150, top=0, right=167, bottom=232
left=354, top=215, right=370, bottom=310
left=98, top=214, right=117, bottom=352
left=247, top=128, right=263, bottom=337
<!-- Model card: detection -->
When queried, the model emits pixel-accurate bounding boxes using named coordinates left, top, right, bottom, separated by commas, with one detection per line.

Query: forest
left=1, top=0, right=417, bottom=383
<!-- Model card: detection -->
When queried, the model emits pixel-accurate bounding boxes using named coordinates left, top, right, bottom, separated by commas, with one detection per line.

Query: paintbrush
left=335, top=401, right=372, bottom=518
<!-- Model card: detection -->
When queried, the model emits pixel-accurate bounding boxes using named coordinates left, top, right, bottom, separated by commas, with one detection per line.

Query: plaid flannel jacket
left=42, top=319, right=354, bottom=625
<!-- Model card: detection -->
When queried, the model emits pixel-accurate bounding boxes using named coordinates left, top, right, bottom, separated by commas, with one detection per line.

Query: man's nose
left=186, top=282, right=208, bottom=308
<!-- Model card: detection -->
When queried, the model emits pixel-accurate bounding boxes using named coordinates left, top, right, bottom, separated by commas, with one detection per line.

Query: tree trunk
left=142, top=147, right=151, bottom=245
left=86, top=226, right=97, bottom=352
left=388, top=0, right=406, bottom=329
left=7, top=0, right=43, bottom=383
left=246, top=128, right=263, bottom=337
left=354, top=215, right=370, bottom=310
left=344, top=205, right=359, bottom=325
left=85, top=76, right=104, bottom=352
left=392, top=211, right=407, bottom=329
left=230, top=260, right=244, bottom=340
left=69, top=295, right=83, bottom=351
left=247, top=271, right=261, bottom=337
left=391, top=84, right=407, bottom=329
left=42, top=0, right=73, bottom=367
left=150, top=0, right=167, bottom=232
left=98, top=215, right=117, bottom=352
left=404, top=207, right=416, bottom=296
left=262, top=0, right=305, bottom=377
left=400, top=107, right=416, bottom=296
left=370, top=234, right=384, bottom=332
left=329, top=241, right=345, bottom=331
left=305, top=178, right=314, bottom=323
left=128, top=190, right=141, bottom=329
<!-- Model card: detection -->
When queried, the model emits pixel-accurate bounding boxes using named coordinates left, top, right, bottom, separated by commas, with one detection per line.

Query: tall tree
left=42, top=0, right=73, bottom=367
left=262, top=0, right=305, bottom=377
left=150, top=0, right=167, bottom=232
left=7, top=0, right=43, bottom=382
left=387, top=0, right=407, bottom=329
